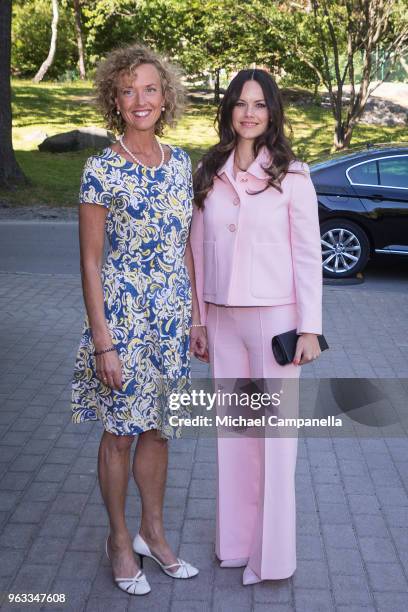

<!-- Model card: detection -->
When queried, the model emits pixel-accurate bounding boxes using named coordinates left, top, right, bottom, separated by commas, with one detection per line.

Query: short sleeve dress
left=71, top=146, right=193, bottom=439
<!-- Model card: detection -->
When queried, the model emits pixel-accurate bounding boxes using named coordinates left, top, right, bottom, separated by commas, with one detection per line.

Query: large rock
left=38, top=127, right=116, bottom=153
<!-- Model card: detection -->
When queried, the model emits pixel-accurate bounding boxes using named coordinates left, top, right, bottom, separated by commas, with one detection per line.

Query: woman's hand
left=190, top=325, right=209, bottom=363
left=96, top=349, right=123, bottom=390
left=293, top=333, right=321, bottom=366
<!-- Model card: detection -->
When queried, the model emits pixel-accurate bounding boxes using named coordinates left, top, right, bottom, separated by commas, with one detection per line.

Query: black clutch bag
left=272, top=329, right=329, bottom=366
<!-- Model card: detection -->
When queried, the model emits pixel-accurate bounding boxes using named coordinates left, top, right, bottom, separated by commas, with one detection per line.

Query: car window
left=378, top=157, right=408, bottom=188
left=348, top=161, right=378, bottom=185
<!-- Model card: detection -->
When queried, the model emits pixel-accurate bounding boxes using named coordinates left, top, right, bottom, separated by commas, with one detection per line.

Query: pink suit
left=189, top=147, right=322, bottom=333
left=190, top=148, right=323, bottom=579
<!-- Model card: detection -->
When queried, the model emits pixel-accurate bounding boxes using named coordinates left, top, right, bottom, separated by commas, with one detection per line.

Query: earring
left=116, top=109, right=121, bottom=115
left=161, top=106, right=165, bottom=112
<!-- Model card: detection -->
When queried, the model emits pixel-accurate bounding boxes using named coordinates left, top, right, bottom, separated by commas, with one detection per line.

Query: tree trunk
left=0, top=0, right=28, bottom=188
left=73, top=0, right=86, bottom=79
left=333, top=49, right=373, bottom=150
left=333, top=121, right=346, bottom=150
left=333, top=122, right=354, bottom=150
left=214, top=68, right=220, bottom=104
left=33, top=0, right=59, bottom=83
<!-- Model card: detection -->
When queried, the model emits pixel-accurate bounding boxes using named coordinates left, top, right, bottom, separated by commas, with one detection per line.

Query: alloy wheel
left=321, top=228, right=361, bottom=274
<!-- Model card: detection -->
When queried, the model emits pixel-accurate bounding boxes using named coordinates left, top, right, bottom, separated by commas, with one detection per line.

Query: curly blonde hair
left=95, top=43, right=185, bottom=136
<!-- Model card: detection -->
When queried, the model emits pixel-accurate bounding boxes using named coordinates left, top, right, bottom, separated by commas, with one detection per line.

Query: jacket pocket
left=203, top=241, right=217, bottom=295
left=250, top=242, right=293, bottom=299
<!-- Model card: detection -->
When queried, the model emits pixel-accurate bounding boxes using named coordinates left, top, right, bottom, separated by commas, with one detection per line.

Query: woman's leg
left=206, top=304, right=259, bottom=563
left=132, top=429, right=180, bottom=570
left=243, top=304, right=300, bottom=580
left=98, top=430, right=140, bottom=578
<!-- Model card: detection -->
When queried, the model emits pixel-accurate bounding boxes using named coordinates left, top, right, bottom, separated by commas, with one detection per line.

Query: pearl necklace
left=119, top=135, right=164, bottom=170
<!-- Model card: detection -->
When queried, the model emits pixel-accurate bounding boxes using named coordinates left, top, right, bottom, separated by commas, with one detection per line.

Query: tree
left=33, top=0, right=59, bottom=83
left=310, top=0, right=408, bottom=149
left=73, top=0, right=86, bottom=78
left=245, top=0, right=408, bottom=149
left=0, top=0, right=27, bottom=188
left=82, top=0, right=271, bottom=101
left=183, top=0, right=256, bottom=102
left=12, top=0, right=77, bottom=79
left=82, top=0, right=191, bottom=69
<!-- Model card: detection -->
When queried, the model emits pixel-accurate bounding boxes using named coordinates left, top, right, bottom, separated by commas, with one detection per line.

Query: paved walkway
left=0, top=270, right=408, bottom=612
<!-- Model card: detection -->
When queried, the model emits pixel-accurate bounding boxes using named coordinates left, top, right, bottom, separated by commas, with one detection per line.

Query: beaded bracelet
left=94, top=346, right=116, bottom=357
left=191, top=324, right=205, bottom=327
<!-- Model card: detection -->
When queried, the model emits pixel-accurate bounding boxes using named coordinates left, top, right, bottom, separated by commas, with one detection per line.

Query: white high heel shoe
left=106, top=536, right=151, bottom=595
left=133, top=533, right=199, bottom=579
left=242, top=566, right=262, bottom=586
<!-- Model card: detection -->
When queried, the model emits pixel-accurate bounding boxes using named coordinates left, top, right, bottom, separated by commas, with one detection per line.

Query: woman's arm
left=79, top=205, right=110, bottom=348
left=79, top=204, right=122, bottom=389
left=185, top=154, right=208, bottom=361
left=185, top=239, right=208, bottom=362
left=184, top=239, right=202, bottom=326
left=188, top=204, right=208, bottom=326
left=289, top=164, right=323, bottom=336
left=289, top=164, right=323, bottom=365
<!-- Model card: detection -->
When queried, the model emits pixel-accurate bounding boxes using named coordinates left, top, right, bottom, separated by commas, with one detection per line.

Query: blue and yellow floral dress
left=71, top=146, right=192, bottom=438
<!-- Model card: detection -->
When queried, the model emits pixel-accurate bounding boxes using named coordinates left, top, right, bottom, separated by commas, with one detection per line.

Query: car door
left=347, top=154, right=408, bottom=252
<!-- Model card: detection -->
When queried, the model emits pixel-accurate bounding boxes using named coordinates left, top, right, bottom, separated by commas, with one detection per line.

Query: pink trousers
left=206, top=303, right=300, bottom=580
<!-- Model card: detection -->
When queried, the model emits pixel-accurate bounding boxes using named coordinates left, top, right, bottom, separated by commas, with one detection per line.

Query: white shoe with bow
left=133, top=533, right=199, bottom=579
left=106, top=536, right=151, bottom=595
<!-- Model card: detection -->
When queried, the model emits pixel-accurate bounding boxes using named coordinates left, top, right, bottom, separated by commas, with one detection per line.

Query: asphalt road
left=0, top=220, right=407, bottom=290
left=0, top=221, right=80, bottom=275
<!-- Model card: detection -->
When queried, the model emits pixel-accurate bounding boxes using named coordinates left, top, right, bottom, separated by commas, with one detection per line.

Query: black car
left=310, top=144, right=408, bottom=278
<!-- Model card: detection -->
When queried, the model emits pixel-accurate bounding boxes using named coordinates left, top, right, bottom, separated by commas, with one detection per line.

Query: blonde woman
left=71, top=44, right=199, bottom=595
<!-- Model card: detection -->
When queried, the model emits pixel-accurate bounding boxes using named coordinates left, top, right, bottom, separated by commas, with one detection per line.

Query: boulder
left=38, top=127, right=116, bottom=153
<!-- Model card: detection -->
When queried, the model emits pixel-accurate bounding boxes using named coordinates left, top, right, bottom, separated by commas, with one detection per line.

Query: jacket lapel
left=218, top=147, right=271, bottom=183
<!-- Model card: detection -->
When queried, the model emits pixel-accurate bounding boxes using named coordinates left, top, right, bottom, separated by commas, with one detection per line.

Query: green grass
left=2, top=79, right=407, bottom=207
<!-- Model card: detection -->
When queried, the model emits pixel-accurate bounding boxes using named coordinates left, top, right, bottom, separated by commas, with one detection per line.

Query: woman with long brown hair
left=190, top=69, right=323, bottom=585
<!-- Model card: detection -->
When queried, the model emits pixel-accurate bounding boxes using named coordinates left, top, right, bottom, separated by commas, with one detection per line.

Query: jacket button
left=228, top=224, right=236, bottom=232
left=233, top=197, right=240, bottom=206
left=240, top=177, right=248, bottom=183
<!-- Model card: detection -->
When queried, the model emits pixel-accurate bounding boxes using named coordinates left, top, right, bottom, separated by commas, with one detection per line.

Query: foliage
left=11, top=0, right=314, bottom=85
left=11, top=0, right=408, bottom=90
left=82, top=0, right=182, bottom=68
left=81, top=0, right=259, bottom=76
left=243, top=0, right=408, bottom=148
left=12, top=0, right=78, bottom=78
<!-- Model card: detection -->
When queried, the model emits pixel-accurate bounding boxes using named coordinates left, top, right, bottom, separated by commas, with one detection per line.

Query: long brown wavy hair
left=194, top=69, right=298, bottom=209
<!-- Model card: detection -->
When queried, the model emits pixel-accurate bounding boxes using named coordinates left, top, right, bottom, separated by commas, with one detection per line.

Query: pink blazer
left=190, top=147, right=323, bottom=334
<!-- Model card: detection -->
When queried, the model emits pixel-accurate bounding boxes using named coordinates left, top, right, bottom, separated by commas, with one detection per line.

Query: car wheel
left=320, top=219, right=370, bottom=278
